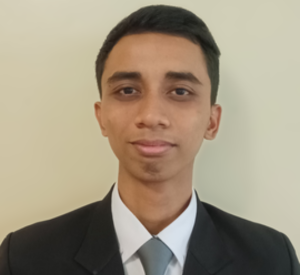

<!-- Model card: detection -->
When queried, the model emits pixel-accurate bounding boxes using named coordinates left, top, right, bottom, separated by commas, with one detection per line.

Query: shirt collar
left=156, top=190, right=196, bottom=267
left=111, top=182, right=197, bottom=267
left=111, top=183, right=152, bottom=263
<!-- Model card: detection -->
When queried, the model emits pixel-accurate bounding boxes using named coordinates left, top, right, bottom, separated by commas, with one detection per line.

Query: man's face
left=95, top=33, right=221, bottom=183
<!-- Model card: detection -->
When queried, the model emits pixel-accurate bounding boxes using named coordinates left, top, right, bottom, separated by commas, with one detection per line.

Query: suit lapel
left=183, top=194, right=233, bottom=275
left=74, top=187, right=232, bottom=275
left=75, top=186, right=125, bottom=275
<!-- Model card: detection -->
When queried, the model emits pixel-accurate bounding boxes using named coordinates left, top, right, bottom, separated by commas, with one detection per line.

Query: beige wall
left=1, top=0, right=299, bottom=254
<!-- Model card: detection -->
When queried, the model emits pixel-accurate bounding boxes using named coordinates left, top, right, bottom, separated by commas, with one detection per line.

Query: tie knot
left=137, top=238, right=173, bottom=275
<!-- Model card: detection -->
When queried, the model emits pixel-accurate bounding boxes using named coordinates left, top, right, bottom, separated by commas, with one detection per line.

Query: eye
left=171, top=88, right=190, bottom=96
left=119, top=87, right=137, bottom=95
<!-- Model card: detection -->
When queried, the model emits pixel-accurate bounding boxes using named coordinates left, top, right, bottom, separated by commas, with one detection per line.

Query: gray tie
left=137, top=237, right=173, bottom=275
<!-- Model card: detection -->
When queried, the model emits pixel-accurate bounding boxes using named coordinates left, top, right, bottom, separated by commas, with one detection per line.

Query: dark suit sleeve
left=282, top=233, right=300, bottom=274
left=0, top=233, right=12, bottom=275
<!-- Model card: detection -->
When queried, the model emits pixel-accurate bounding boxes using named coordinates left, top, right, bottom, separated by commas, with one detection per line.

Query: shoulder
left=202, top=202, right=282, bottom=237
left=202, top=202, right=295, bottom=265
left=11, top=201, right=99, bottom=247
left=5, top=201, right=100, bottom=270
left=195, top=202, right=300, bottom=273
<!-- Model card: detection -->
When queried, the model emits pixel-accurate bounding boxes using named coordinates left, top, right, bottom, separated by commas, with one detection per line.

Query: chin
left=130, top=163, right=176, bottom=184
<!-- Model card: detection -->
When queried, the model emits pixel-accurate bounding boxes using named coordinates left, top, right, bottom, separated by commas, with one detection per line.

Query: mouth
left=130, top=140, right=176, bottom=157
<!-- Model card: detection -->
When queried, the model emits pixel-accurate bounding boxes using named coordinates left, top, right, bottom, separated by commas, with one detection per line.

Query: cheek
left=103, top=108, right=123, bottom=133
left=181, top=114, right=209, bottom=150
left=105, top=112, right=131, bottom=149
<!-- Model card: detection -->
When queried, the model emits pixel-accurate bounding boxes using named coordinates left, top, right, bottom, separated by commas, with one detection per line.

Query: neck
left=117, top=166, right=193, bottom=235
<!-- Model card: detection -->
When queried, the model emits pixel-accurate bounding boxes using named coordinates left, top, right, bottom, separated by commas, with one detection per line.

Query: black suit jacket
left=1, top=186, right=299, bottom=275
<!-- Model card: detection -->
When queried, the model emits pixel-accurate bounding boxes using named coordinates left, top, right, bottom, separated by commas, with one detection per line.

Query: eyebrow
left=107, top=71, right=142, bottom=84
left=165, top=71, right=202, bottom=85
left=106, top=71, right=202, bottom=85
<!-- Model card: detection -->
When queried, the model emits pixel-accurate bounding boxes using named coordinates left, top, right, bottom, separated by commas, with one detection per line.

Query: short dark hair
left=95, top=5, right=221, bottom=105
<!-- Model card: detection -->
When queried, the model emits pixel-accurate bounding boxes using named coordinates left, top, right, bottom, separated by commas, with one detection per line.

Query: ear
left=94, top=101, right=108, bottom=137
left=204, top=104, right=222, bottom=140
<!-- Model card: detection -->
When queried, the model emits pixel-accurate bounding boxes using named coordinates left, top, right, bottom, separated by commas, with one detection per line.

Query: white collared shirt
left=111, top=183, right=197, bottom=275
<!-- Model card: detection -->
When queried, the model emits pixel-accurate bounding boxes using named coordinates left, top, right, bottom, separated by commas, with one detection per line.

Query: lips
left=131, top=140, right=175, bottom=156
left=132, top=140, right=174, bottom=146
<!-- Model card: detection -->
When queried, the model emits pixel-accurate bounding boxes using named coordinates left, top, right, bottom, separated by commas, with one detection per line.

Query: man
left=0, top=5, right=299, bottom=275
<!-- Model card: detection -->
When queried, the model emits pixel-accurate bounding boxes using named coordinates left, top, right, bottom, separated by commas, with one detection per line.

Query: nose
left=134, top=92, right=170, bottom=129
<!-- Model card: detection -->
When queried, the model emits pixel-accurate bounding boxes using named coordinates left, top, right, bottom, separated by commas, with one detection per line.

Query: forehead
left=101, top=32, right=209, bottom=84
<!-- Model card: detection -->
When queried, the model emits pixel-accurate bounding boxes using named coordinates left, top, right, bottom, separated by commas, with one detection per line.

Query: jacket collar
left=75, top=186, right=232, bottom=275
left=75, top=185, right=125, bottom=275
left=183, top=192, right=233, bottom=275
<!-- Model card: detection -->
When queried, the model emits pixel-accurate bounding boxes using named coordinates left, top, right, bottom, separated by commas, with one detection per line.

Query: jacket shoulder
left=202, top=202, right=281, bottom=234
left=202, top=202, right=299, bottom=272
left=6, top=201, right=100, bottom=273
left=202, top=202, right=287, bottom=246
left=11, top=201, right=99, bottom=245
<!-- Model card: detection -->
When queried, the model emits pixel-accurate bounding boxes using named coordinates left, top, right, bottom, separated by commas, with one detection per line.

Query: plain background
left=1, top=0, right=299, bottom=254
